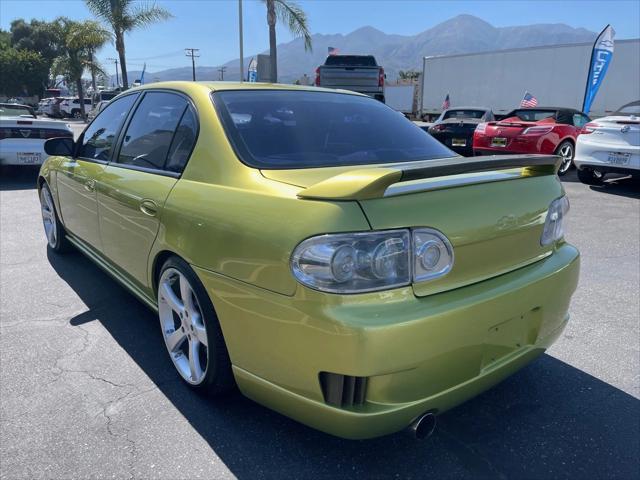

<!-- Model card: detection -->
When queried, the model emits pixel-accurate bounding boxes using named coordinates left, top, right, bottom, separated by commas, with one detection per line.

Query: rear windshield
left=442, top=110, right=485, bottom=120
left=324, top=55, right=377, bottom=67
left=509, top=110, right=556, bottom=122
left=615, top=102, right=640, bottom=116
left=213, top=90, right=455, bottom=169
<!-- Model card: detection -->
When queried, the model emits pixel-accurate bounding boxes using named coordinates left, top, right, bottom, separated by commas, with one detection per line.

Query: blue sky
left=1, top=0, right=639, bottom=75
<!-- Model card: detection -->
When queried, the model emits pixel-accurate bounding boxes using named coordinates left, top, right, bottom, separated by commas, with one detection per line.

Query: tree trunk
left=116, top=31, right=128, bottom=89
left=76, top=77, right=86, bottom=119
left=267, top=0, right=277, bottom=83
left=89, top=50, right=97, bottom=92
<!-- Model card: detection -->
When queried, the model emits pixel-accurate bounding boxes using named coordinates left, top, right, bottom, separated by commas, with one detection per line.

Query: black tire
left=158, top=256, right=235, bottom=396
left=39, top=182, right=73, bottom=253
left=577, top=167, right=606, bottom=185
left=555, top=140, right=575, bottom=176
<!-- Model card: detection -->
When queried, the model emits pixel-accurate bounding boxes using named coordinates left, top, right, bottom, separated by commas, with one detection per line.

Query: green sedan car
left=38, top=82, right=579, bottom=440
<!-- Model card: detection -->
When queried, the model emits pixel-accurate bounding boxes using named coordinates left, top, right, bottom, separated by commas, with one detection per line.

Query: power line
left=185, top=48, right=200, bottom=81
left=218, top=66, right=227, bottom=81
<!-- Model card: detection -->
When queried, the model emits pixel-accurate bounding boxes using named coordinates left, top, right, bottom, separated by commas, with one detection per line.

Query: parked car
left=42, top=97, right=65, bottom=118
left=315, top=54, right=385, bottom=102
left=60, top=97, right=93, bottom=119
left=87, top=100, right=110, bottom=121
left=473, top=107, right=590, bottom=175
left=428, top=107, right=495, bottom=156
left=38, top=82, right=579, bottom=440
left=574, top=100, right=640, bottom=184
left=0, top=103, right=73, bottom=167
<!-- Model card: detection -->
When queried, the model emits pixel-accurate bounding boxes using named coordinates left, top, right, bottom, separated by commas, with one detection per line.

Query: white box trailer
left=420, top=38, right=640, bottom=118
left=385, top=84, right=417, bottom=113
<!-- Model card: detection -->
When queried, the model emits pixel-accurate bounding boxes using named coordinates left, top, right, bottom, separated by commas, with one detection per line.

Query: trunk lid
left=263, top=155, right=562, bottom=297
left=588, top=116, right=640, bottom=147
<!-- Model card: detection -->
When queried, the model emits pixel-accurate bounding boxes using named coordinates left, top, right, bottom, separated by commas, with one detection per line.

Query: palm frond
left=129, top=2, right=173, bottom=30
left=273, top=0, right=312, bottom=51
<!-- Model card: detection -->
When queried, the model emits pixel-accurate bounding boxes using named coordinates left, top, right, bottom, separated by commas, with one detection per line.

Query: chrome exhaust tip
left=408, top=412, right=437, bottom=440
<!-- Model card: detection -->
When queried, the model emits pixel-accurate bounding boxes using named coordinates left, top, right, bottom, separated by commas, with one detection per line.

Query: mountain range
left=120, top=14, right=597, bottom=85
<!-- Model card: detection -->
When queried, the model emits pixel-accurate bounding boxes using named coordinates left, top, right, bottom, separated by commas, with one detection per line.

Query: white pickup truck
left=315, top=55, right=385, bottom=103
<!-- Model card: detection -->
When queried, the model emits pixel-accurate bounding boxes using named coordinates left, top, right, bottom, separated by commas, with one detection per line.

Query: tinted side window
left=573, top=114, right=590, bottom=127
left=166, top=106, right=197, bottom=173
left=78, top=94, right=138, bottom=161
left=117, top=92, right=188, bottom=170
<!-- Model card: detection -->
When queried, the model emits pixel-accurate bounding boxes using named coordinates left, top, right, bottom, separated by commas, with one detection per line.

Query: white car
left=59, top=97, right=93, bottom=119
left=575, top=100, right=640, bottom=184
left=0, top=103, right=73, bottom=166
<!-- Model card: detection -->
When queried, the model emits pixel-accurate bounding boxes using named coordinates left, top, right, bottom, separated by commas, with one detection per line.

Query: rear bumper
left=0, top=140, right=47, bottom=166
left=574, top=141, right=640, bottom=173
left=195, top=244, right=580, bottom=439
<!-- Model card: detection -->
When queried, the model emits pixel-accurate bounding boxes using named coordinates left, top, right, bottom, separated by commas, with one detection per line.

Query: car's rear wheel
left=157, top=256, right=235, bottom=395
left=39, top=183, right=72, bottom=252
left=555, top=141, right=575, bottom=176
left=577, top=167, right=605, bottom=185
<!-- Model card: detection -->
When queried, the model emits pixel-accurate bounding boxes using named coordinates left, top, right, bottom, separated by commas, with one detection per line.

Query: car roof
left=123, top=81, right=365, bottom=97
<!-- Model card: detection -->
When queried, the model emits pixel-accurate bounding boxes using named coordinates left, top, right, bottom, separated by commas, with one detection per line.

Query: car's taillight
left=429, top=124, right=445, bottom=133
left=290, top=228, right=453, bottom=293
left=378, top=67, right=385, bottom=87
left=581, top=122, right=601, bottom=134
left=541, top=196, right=570, bottom=246
left=315, top=67, right=320, bottom=86
left=475, top=123, right=487, bottom=134
left=522, top=126, right=554, bottom=135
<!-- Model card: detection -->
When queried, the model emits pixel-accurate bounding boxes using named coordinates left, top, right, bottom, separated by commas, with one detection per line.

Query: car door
left=56, top=93, right=139, bottom=250
left=98, top=90, right=198, bottom=288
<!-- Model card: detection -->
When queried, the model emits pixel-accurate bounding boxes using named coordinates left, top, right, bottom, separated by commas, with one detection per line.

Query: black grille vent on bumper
left=319, top=372, right=367, bottom=407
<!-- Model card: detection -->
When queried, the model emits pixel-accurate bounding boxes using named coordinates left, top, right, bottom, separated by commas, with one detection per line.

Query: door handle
left=84, top=179, right=96, bottom=192
left=139, top=199, right=158, bottom=217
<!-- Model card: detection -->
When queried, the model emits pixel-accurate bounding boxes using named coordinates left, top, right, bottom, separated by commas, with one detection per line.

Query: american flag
left=328, top=46, right=339, bottom=56
left=520, top=91, right=538, bottom=108
left=441, top=93, right=450, bottom=110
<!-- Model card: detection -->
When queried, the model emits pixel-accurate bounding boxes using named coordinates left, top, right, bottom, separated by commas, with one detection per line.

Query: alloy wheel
left=40, top=186, right=57, bottom=248
left=158, top=268, right=209, bottom=384
left=558, top=143, right=574, bottom=174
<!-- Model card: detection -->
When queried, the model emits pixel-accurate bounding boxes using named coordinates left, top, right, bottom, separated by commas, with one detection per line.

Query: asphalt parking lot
left=1, top=159, right=638, bottom=478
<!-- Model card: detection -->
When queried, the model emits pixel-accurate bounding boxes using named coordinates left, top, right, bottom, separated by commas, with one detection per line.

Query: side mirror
left=44, top=137, right=75, bottom=156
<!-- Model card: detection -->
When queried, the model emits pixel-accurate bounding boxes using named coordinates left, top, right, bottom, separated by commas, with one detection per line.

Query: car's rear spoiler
left=297, top=155, right=562, bottom=201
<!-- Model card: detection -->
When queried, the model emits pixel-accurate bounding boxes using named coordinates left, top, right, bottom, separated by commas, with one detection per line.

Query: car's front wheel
left=555, top=141, right=575, bottom=176
left=157, top=256, right=235, bottom=395
left=39, top=182, right=72, bottom=252
left=577, top=167, right=606, bottom=185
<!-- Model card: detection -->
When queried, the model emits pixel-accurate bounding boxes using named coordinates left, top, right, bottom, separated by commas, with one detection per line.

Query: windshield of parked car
left=0, top=104, right=36, bottom=118
left=509, top=109, right=556, bottom=122
left=442, top=109, right=486, bottom=120
left=214, top=90, right=455, bottom=169
left=324, top=55, right=377, bottom=67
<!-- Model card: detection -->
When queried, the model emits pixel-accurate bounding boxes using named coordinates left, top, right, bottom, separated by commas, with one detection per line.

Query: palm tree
left=52, top=18, right=110, bottom=118
left=85, top=0, right=172, bottom=89
left=263, top=0, right=312, bottom=83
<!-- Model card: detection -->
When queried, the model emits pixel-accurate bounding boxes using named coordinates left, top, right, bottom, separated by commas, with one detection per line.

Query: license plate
left=17, top=152, right=41, bottom=164
left=491, top=137, right=507, bottom=147
left=607, top=151, right=631, bottom=165
left=451, top=138, right=467, bottom=147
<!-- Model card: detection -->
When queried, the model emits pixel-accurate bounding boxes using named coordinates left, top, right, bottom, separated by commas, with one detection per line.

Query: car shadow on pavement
left=0, top=166, right=40, bottom=191
left=48, top=249, right=640, bottom=479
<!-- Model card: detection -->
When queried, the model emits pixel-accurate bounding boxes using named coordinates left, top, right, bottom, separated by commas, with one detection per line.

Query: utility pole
left=218, top=66, right=227, bottom=81
left=238, top=0, right=244, bottom=82
left=107, top=57, right=119, bottom=87
left=185, top=48, right=200, bottom=81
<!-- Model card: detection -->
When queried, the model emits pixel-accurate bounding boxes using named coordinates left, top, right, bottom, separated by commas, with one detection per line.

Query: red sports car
left=473, top=107, right=591, bottom=175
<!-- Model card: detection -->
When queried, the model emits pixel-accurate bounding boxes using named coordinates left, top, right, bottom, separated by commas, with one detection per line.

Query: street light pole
left=239, top=0, right=244, bottom=82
